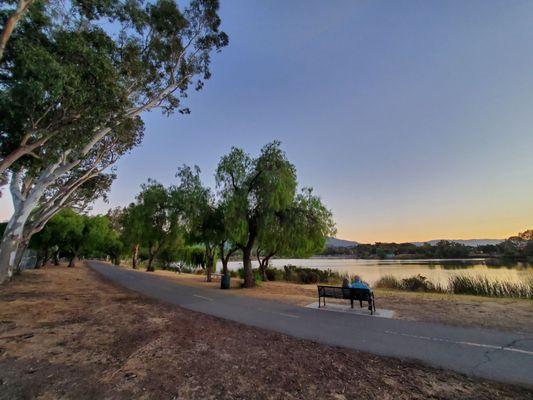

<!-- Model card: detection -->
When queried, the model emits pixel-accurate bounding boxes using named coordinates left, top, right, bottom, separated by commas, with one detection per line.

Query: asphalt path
left=88, top=261, right=533, bottom=387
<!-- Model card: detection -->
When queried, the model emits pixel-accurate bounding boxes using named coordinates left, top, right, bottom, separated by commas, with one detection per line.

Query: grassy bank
left=152, top=268, right=533, bottom=333
left=235, top=265, right=351, bottom=285
left=375, top=274, right=533, bottom=299
left=237, top=265, right=533, bottom=300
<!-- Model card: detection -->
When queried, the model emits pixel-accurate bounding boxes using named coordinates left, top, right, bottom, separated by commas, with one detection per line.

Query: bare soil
left=152, top=269, right=533, bottom=334
left=0, top=264, right=531, bottom=400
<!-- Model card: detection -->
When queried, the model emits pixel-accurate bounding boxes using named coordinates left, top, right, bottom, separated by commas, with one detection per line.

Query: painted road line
left=257, top=308, right=300, bottom=319
left=385, top=330, right=533, bottom=357
left=502, top=347, right=533, bottom=356
left=193, top=294, right=213, bottom=301
left=277, top=312, right=300, bottom=318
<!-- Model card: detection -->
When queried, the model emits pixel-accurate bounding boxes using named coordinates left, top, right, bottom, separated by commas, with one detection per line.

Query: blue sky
left=2, top=0, right=533, bottom=242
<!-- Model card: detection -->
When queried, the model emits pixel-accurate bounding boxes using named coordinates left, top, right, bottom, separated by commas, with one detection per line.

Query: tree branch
left=0, top=0, right=34, bottom=61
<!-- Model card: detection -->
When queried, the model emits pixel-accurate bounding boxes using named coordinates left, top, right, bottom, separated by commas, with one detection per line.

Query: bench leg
left=318, top=296, right=320, bottom=308
left=359, top=300, right=363, bottom=308
left=351, top=299, right=353, bottom=309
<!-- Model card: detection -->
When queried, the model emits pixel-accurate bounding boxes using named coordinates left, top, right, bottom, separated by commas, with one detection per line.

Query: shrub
left=401, top=274, right=436, bottom=292
left=265, top=267, right=284, bottom=281
left=282, top=265, right=343, bottom=284
left=229, top=270, right=238, bottom=278
left=180, top=265, right=193, bottom=274
left=375, top=275, right=402, bottom=289
left=375, top=274, right=444, bottom=292
left=237, top=267, right=262, bottom=285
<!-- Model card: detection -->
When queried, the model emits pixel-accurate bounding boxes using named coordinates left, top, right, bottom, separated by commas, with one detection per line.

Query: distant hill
left=412, top=239, right=504, bottom=247
left=326, top=237, right=358, bottom=248
left=326, top=237, right=504, bottom=248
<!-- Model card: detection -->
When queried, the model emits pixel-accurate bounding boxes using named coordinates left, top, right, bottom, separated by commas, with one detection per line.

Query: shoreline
left=120, top=265, right=533, bottom=334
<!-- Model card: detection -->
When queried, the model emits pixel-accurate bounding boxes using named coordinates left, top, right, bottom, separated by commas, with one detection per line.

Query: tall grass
left=231, top=264, right=533, bottom=299
left=375, top=273, right=533, bottom=299
left=449, top=275, right=533, bottom=299
left=374, top=275, right=402, bottom=290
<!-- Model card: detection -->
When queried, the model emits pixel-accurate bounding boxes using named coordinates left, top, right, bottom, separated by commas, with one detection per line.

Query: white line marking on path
left=384, top=330, right=533, bottom=357
left=193, top=294, right=213, bottom=301
left=502, top=347, right=533, bottom=356
left=257, top=308, right=300, bottom=319
left=277, top=312, right=300, bottom=319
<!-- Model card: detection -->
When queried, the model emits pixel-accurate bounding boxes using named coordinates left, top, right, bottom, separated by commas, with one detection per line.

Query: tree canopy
left=0, top=0, right=228, bottom=282
left=215, top=141, right=335, bottom=287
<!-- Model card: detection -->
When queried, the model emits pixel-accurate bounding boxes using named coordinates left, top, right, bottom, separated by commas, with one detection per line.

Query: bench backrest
left=317, top=285, right=371, bottom=301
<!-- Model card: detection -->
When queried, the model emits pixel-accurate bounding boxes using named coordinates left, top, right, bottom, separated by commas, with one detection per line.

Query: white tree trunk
left=13, top=239, right=28, bottom=273
left=0, top=175, right=45, bottom=283
left=0, top=213, right=26, bottom=282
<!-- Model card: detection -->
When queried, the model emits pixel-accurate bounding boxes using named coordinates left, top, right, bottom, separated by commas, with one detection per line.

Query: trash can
left=221, top=274, right=231, bottom=289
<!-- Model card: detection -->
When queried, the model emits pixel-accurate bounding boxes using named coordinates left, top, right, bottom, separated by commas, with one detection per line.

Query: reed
left=375, top=273, right=532, bottom=299
left=449, top=275, right=533, bottom=299
left=374, top=275, right=402, bottom=289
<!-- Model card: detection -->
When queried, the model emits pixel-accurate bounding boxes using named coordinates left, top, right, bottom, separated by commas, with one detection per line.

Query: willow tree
left=216, top=142, right=297, bottom=288
left=173, top=165, right=238, bottom=281
left=119, top=204, right=144, bottom=269
left=173, top=165, right=218, bottom=281
left=256, top=188, right=336, bottom=280
left=0, top=0, right=227, bottom=282
left=132, top=181, right=182, bottom=272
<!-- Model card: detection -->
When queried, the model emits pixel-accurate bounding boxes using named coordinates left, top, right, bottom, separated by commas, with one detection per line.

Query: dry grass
left=152, top=269, right=533, bottom=334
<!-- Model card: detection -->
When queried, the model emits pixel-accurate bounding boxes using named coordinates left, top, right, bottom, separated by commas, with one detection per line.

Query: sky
left=2, top=0, right=533, bottom=243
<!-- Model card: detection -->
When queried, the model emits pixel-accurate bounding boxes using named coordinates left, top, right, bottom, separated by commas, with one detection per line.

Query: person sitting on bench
left=350, top=275, right=370, bottom=290
left=342, top=275, right=350, bottom=288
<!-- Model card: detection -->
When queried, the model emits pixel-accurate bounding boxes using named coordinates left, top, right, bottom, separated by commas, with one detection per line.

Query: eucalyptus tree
left=6, top=139, right=127, bottom=266
left=216, top=142, right=297, bottom=288
left=0, top=1, right=132, bottom=179
left=0, top=0, right=227, bottom=282
left=255, top=188, right=336, bottom=280
left=0, top=0, right=35, bottom=61
left=0, top=0, right=228, bottom=178
left=29, top=209, right=63, bottom=268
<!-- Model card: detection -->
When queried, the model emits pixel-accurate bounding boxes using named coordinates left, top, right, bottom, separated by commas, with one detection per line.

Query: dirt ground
left=0, top=265, right=531, bottom=400
left=151, top=269, right=533, bottom=334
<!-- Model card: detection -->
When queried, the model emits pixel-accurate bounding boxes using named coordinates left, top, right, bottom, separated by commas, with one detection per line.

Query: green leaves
left=0, top=0, right=227, bottom=220
left=215, top=142, right=298, bottom=247
left=31, top=208, right=124, bottom=261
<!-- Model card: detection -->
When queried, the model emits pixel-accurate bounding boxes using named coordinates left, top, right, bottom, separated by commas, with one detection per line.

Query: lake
left=217, top=258, right=533, bottom=287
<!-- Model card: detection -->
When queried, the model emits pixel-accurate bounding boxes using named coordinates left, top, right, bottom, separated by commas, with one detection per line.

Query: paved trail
left=88, top=261, right=533, bottom=386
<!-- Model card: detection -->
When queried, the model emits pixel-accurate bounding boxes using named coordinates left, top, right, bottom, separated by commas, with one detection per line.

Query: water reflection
left=218, top=258, right=533, bottom=288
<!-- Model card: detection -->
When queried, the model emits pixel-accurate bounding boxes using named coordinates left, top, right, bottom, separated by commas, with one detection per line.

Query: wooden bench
left=317, top=285, right=376, bottom=315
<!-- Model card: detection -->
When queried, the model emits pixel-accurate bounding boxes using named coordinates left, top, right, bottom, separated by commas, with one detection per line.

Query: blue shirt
left=350, top=280, right=369, bottom=290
